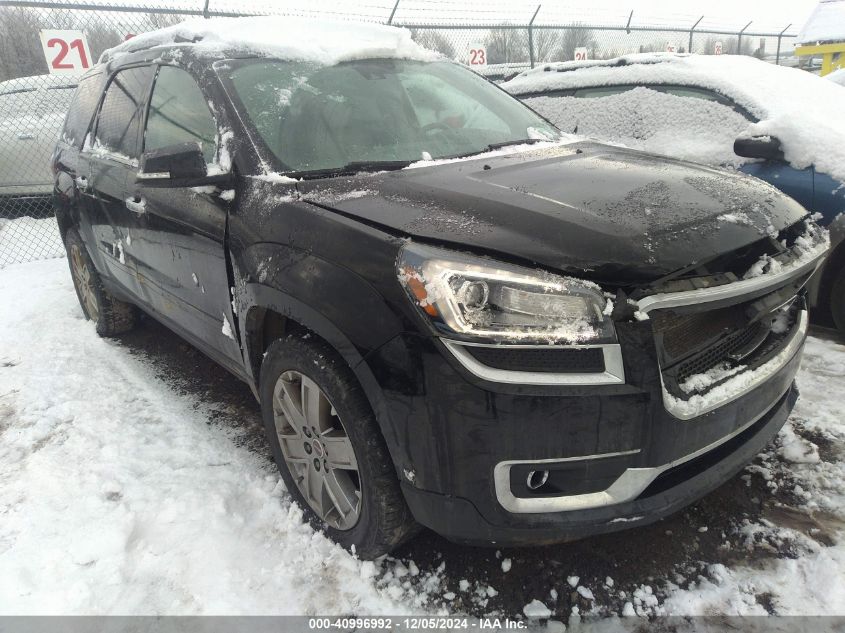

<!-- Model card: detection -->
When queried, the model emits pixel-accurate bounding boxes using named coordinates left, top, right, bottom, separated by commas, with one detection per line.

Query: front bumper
left=367, top=273, right=812, bottom=546
left=401, top=382, right=798, bottom=546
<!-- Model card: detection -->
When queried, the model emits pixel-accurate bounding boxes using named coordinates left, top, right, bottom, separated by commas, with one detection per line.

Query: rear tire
left=64, top=228, right=136, bottom=337
left=259, top=333, right=418, bottom=559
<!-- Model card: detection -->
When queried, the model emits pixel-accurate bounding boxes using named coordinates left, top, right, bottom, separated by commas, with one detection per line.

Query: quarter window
left=144, top=66, right=217, bottom=163
left=93, top=66, right=154, bottom=160
left=61, top=73, right=102, bottom=146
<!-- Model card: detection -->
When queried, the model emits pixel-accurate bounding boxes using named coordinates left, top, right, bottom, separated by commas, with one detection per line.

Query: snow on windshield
left=503, top=54, right=845, bottom=183
left=102, top=16, right=440, bottom=66
left=521, top=87, right=750, bottom=167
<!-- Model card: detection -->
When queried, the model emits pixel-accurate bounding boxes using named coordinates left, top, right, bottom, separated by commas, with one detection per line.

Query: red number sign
left=39, top=30, right=93, bottom=75
left=468, top=46, right=487, bottom=66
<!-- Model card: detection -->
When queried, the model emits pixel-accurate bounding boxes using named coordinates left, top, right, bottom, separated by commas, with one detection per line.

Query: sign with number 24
left=39, top=30, right=93, bottom=75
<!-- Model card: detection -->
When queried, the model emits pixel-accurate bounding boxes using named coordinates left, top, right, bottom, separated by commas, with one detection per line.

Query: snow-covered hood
left=297, top=142, right=809, bottom=285
left=503, top=54, right=845, bottom=184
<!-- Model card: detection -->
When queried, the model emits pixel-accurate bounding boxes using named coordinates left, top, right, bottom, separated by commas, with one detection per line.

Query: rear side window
left=92, top=65, right=155, bottom=160
left=61, top=74, right=102, bottom=147
left=144, top=66, right=217, bottom=163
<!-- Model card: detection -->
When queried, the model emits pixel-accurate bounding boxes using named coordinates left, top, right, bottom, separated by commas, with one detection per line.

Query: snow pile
left=796, top=0, right=845, bottom=44
left=0, top=259, right=413, bottom=615
left=521, top=87, right=750, bottom=167
left=101, top=17, right=440, bottom=66
left=503, top=54, right=845, bottom=183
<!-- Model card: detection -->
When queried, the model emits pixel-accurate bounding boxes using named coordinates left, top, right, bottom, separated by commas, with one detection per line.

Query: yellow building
left=795, top=0, right=845, bottom=75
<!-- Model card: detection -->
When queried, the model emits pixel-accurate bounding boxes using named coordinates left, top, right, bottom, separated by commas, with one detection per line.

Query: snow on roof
left=503, top=53, right=845, bottom=183
left=796, top=0, right=845, bottom=45
left=100, top=16, right=440, bottom=66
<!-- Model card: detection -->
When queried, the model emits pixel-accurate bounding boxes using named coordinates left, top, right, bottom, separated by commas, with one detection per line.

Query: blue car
left=504, top=53, right=845, bottom=330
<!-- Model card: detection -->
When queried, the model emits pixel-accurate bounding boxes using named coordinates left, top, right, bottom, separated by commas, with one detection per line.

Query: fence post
left=202, top=0, right=210, bottom=19
left=737, top=20, right=752, bottom=55
left=688, top=15, right=703, bottom=53
left=776, top=23, right=792, bottom=65
left=625, top=10, right=633, bottom=34
left=387, top=0, right=400, bottom=24
left=528, top=4, right=541, bottom=69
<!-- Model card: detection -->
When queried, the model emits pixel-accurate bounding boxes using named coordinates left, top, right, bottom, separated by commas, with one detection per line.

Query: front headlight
left=397, top=243, right=615, bottom=344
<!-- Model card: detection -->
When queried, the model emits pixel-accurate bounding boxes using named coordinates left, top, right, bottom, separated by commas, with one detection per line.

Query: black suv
left=52, top=23, right=828, bottom=558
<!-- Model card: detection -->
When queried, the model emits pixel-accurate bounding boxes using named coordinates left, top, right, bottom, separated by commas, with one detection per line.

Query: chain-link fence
left=0, top=0, right=800, bottom=268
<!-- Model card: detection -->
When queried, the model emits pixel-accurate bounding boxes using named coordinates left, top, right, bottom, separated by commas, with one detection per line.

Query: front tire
left=259, top=333, right=418, bottom=559
left=64, top=228, right=136, bottom=337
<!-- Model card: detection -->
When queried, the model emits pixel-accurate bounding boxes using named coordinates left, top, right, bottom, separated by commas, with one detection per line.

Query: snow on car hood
left=503, top=53, right=845, bottom=183
left=101, top=16, right=440, bottom=66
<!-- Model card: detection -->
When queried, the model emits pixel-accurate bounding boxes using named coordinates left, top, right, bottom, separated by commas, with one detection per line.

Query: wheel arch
left=240, top=283, right=401, bottom=474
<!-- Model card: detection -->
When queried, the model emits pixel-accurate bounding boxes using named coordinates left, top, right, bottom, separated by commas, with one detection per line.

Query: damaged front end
left=389, top=218, right=827, bottom=544
left=629, top=217, right=827, bottom=420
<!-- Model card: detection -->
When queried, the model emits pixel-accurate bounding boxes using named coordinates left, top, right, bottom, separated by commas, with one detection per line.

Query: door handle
left=75, top=176, right=88, bottom=191
left=125, top=196, right=146, bottom=214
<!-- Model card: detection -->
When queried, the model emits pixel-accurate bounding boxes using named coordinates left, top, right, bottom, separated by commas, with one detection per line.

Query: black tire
left=64, top=228, right=136, bottom=337
left=259, top=333, right=418, bottom=559
left=831, top=268, right=845, bottom=332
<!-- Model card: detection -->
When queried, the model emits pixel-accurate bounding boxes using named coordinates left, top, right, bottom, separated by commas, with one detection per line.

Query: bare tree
left=531, top=29, right=560, bottom=63
left=410, top=29, right=456, bottom=59
left=557, top=23, right=595, bottom=61
left=485, top=28, right=528, bottom=64
left=0, top=8, right=48, bottom=81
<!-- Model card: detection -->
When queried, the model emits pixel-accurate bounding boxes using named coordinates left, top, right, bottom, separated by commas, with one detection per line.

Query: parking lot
left=2, top=0, right=845, bottom=625
left=1, top=257, right=843, bottom=618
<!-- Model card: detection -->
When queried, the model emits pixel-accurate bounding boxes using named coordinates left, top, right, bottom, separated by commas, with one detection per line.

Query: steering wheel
left=421, top=121, right=452, bottom=135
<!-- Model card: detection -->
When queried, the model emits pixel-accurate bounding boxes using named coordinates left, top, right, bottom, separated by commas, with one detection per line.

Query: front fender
left=233, top=241, right=411, bottom=477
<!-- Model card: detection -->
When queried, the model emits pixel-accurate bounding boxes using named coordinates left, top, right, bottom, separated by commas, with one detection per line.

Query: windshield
left=0, top=86, right=77, bottom=120
left=222, top=59, right=561, bottom=174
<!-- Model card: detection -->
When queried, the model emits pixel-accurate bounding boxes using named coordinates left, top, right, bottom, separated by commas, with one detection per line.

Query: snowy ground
left=1, top=257, right=844, bottom=621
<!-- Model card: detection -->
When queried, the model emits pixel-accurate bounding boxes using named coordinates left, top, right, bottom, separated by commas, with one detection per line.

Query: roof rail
left=99, top=35, right=203, bottom=64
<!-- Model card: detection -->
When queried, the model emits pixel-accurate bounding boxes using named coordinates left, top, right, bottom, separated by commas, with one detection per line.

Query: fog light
left=526, top=469, right=549, bottom=490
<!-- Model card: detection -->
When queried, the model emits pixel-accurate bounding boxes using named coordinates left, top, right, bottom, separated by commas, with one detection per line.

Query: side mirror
left=140, top=142, right=207, bottom=180
left=733, top=136, right=784, bottom=161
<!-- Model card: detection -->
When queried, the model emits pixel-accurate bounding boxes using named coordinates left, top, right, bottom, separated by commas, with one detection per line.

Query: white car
left=0, top=74, right=78, bottom=202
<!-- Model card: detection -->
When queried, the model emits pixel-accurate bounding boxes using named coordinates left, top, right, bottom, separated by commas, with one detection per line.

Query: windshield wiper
left=443, top=138, right=546, bottom=161
left=287, top=160, right=412, bottom=180
left=484, top=138, right=545, bottom=151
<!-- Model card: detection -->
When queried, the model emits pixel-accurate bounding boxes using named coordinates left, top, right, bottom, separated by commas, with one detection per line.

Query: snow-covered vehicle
left=503, top=53, right=845, bottom=330
left=52, top=19, right=827, bottom=557
left=0, top=74, right=77, bottom=210
left=827, top=68, right=845, bottom=86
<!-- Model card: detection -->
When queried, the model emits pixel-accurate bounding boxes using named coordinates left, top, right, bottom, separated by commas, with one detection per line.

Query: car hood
left=296, top=142, right=808, bottom=284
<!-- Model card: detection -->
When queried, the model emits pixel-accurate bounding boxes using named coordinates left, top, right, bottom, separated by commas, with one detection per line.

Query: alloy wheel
left=70, top=243, right=99, bottom=322
left=272, top=370, right=362, bottom=530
